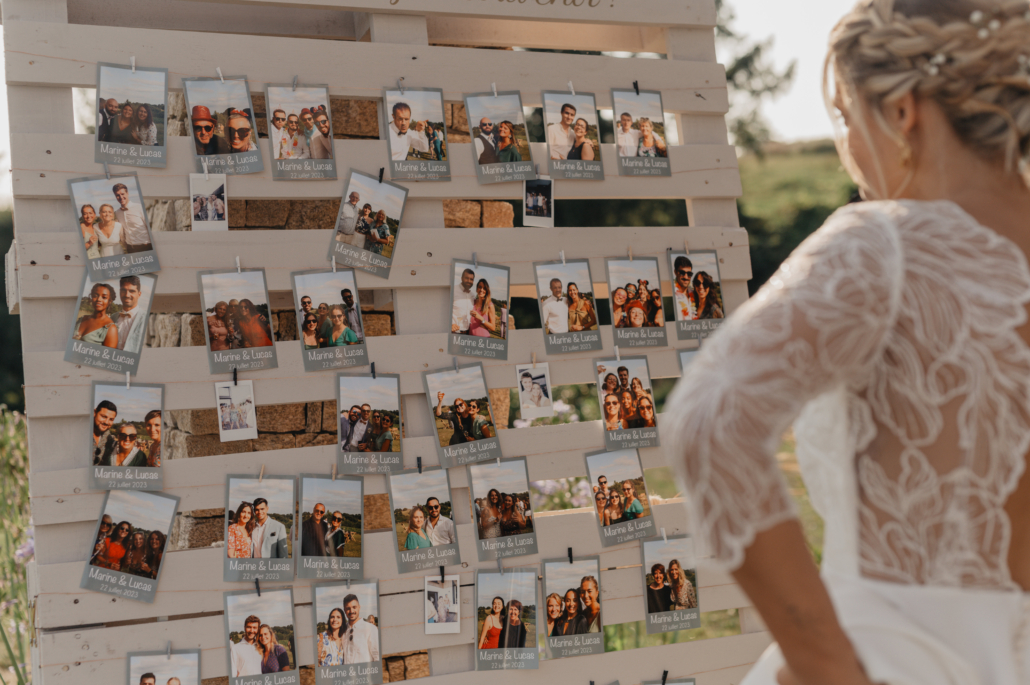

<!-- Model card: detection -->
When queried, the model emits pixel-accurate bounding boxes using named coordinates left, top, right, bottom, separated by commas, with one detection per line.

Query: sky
left=70, top=175, right=146, bottom=218
left=347, top=171, right=407, bottom=222
left=301, top=476, right=363, bottom=517
left=315, top=582, right=378, bottom=623
left=294, top=271, right=358, bottom=310
left=608, top=258, right=661, bottom=292
left=200, top=271, right=269, bottom=311
left=98, top=65, right=165, bottom=107
left=535, top=261, right=593, bottom=300
left=93, top=384, right=162, bottom=422
left=543, top=92, right=599, bottom=127
left=390, top=468, right=450, bottom=509
left=339, top=375, right=400, bottom=412
left=672, top=251, right=721, bottom=284
left=477, top=569, right=537, bottom=609
left=266, top=86, right=329, bottom=121
left=595, top=358, right=651, bottom=391
left=425, top=365, right=489, bottom=403
left=453, top=261, right=509, bottom=302
left=544, top=559, right=599, bottom=598
left=183, top=78, right=252, bottom=113
left=468, top=458, right=530, bottom=499
left=611, top=90, right=664, bottom=123
left=385, top=89, right=445, bottom=123
left=102, top=489, right=178, bottom=534
left=585, top=448, right=644, bottom=485
left=227, top=476, right=294, bottom=517
left=642, top=536, right=696, bottom=570
left=226, top=589, right=295, bottom=633
left=465, top=93, right=526, bottom=127
left=129, top=652, right=199, bottom=685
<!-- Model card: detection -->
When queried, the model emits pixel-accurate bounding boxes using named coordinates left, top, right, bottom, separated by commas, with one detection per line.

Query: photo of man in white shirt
left=113, top=182, right=152, bottom=253
left=541, top=278, right=569, bottom=334
left=547, top=103, right=577, bottom=160
left=115, top=275, right=147, bottom=353
left=451, top=268, right=476, bottom=334
left=230, top=615, right=264, bottom=677
left=388, top=102, right=429, bottom=161
left=335, top=191, right=365, bottom=247
left=342, top=594, right=380, bottom=664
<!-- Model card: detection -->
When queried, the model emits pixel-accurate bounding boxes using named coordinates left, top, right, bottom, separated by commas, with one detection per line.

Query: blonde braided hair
left=825, top=0, right=1030, bottom=195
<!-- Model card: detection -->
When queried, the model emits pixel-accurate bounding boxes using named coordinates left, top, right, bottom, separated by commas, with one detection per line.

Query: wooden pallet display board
left=2, top=0, right=770, bottom=682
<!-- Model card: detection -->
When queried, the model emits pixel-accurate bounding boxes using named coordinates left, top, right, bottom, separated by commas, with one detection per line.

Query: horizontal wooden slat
left=30, top=416, right=684, bottom=524
left=16, top=227, right=749, bottom=299
left=11, top=135, right=740, bottom=201
left=4, top=20, right=727, bottom=112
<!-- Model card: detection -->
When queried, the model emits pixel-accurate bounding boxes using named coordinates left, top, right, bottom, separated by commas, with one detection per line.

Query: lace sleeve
left=664, top=204, right=903, bottom=571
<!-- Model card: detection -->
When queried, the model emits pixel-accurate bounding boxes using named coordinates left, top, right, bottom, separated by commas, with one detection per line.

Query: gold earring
left=900, top=142, right=912, bottom=168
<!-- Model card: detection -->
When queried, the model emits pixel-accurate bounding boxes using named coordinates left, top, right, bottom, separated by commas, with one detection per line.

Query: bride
left=666, top=1, right=1030, bottom=684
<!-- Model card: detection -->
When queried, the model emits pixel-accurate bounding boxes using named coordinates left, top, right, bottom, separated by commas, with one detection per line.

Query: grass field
left=338, top=528, right=362, bottom=558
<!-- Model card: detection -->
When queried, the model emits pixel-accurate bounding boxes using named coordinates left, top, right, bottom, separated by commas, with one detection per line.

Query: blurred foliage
left=0, top=410, right=30, bottom=684
left=603, top=609, right=741, bottom=651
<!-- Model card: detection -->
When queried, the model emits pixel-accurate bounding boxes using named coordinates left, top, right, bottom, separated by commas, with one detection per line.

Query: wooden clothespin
left=453, top=357, right=459, bottom=373
left=440, top=566, right=445, bottom=582
left=497, top=559, right=504, bottom=575
left=258, top=464, right=265, bottom=482
left=417, top=456, right=422, bottom=474
left=371, top=362, right=376, bottom=379
left=491, top=83, right=498, bottom=98
left=633, top=80, right=640, bottom=96
left=661, top=527, right=667, bottom=542
left=331, top=463, right=337, bottom=481
left=233, top=367, right=238, bottom=386
left=568, top=547, right=573, bottom=564
left=397, top=77, right=405, bottom=95
left=103, top=163, right=111, bottom=180
left=126, top=372, right=130, bottom=389
left=292, top=75, right=298, bottom=91
left=615, top=345, right=621, bottom=361
left=217, top=67, right=224, bottom=83
left=661, top=671, right=668, bottom=685
left=255, top=578, right=261, bottom=596
left=236, top=256, right=241, bottom=273
left=202, top=158, right=209, bottom=180
left=378, top=168, right=385, bottom=183
left=331, top=256, right=337, bottom=273
left=532, top=352, right=536, bottom=368
left=131, top=56, right=136, bottom=73
left=568, top=80, right=575, bottom=96
left=166, top=641, right=171, bottom=659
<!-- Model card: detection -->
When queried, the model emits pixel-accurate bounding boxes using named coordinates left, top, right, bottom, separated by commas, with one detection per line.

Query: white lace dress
left=664, top=199, right=1030, bottom=684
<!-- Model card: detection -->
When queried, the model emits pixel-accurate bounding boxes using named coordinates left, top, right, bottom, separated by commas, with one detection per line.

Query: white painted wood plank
left=16, top=226, right=750, bottom=298
left=427, top=18, right=676, bottom=53
left=3, top=21, right=728, bottom=113
left=10, top=135, right=741, bottom=201
left=169, top=0, right=718, bottom=29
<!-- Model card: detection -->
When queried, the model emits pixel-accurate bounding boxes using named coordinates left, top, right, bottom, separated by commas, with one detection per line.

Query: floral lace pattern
left=664, top=200, right=1030, bottom=589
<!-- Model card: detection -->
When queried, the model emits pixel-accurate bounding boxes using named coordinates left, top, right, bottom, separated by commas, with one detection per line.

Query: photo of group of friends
left=70, top=174, right=159, bottom=279
left=225, top=588, right=298, bottom=680
left=425, top=576, right=461, bottom=634
left=544, top=92, right=603, bottom=181
left=523, top=177, right=553, bottom=228
left=475, top=568, right=539, bottom=669
left=267, top=87, right=334, bottom=161
left=515, top=362, right=553, bottom=421
left=469, top=458, right=536, bottom=560
left=464, top=91, right=535, bottom=184
left=94, top=63, right=167, bottom=166
left=67, top=273, right=156, bottom=374
left=611, top=88, right=671, bottom=176
left=425, top=365, right=497, bottom=449
left=449, top=260, right=510, bottom=359
left=215, top=380, right=258, bottom=442
left=299, top=477, right=363, bottom=560
left=90, top=382, right=162, bottom=476
left=383, top=88, right=449, bottom=182
left=669, top=250, right=726, bottom=324
left=183, top=77, right=263, bottom=174
left=596, top=358, right=657, bottom=432
left=83, top=489, right=178, bottom=602
left=542, top=557, right=603, bottom=656
left=313, top=581, right=381, bottom=676
left=585, top=449, right=653, bottom=527
left=189, top=173, right=227, bottom=231
left=128, top=650, right=200, bottom=685
left=201, top=271, right=275, bottom=352
left=330, top=170, right=407, bottom=277
left=641, top=535, right=700, bottom=633
left=224, top=476, right=295, bottom=582
left=607, top=258, right=666, bottom=329
left=295, top=271, right=366, bottom=349
left=337, top=375, right=401, bottom=455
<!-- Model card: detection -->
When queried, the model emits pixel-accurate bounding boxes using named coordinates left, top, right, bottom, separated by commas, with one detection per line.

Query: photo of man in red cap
left=191, top=105, right=229, bottom=156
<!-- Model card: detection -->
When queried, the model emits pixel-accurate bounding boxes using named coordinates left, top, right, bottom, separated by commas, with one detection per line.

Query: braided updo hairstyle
left=826, top=0, right=1030, bottom=194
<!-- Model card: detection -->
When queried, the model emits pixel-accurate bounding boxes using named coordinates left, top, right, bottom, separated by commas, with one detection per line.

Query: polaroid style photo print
left=541, top=556, right=604, bottom=658
left=423, top=362, right=502, bottom=468
left=296, top=474, right=364, bottom=581
left=595, top=355, right=660, bottom=450
left=468, top=457, right=538, bottom=562
left=88, top=380, right=163, bottom=491
left=533, top=259, right=602, bottom=354
left=386, top=466, right=461, bottom=574
left=65, top=272, right=157, bottom=375
left=542, top=91, right=603, bottom=180
left=198, top=269, right=278, bottom=374
left=337, top=373, right=402, bottom=474
left=678, top=348, right=700, bottom=373
left=426, top=576, right=461, bottom=634
left=292, top=269, right=368, bottom=372
left=312, top=581, right=383, bottom=685
left=668, top=250, right=726, bottom=341
left=82, top=489, right=179, bottom=603
left=215, top=380, right=258, bottom=442
left=70, top=173, right=160, bottom=281
left=449, top=258, right=510, bottom=360
left=585, top=448, right=656, bottom=547
left=328, top=170, right=408, bottom=278
left=266, top=84, right=336, bottom=180
left=605, top=256, right=668, bottom=348
left=94, top=62, right=168, bottom=168
left=611, top=88, right=671, bottom=177
left=189, top=173, right=228, bottom=231
left=383, top=87, right=450, bottom=181
left=224, top=475, right=296, bottom=582
left=474, top=566, right=539, bottom=670
left=463, top=91, right=536, bottom=185
left=183, top=76, right=263, bottom=175
left=514, top=362, right=554, bottom=422
left=127, top=649, right=200, bottom=685
left=640, top=535, right=700, bottom=634
left=522, top=176, right=554, bottom=229
left=223, top=587, right=299, bottom=685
